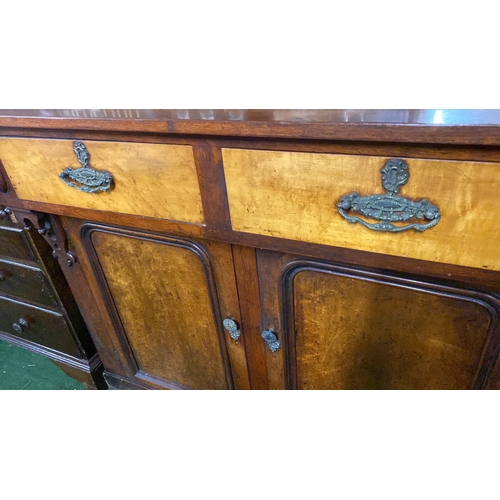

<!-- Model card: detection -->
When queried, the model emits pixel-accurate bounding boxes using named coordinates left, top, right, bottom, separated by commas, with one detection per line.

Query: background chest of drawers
left=0, top=206, right=105, bottom=388
left=0, top=109, right=499, bottom=390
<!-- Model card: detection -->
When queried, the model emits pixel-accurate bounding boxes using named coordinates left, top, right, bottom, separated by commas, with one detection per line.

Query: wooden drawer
left=0, top=224, right=37, bottom=264
left=0, top=138, right=204, bottom=224
left=0, top=296, right=81, bottom=357
left=222, top=148, right=500, bottom=271
left=0, top=259, right=58, bottom=308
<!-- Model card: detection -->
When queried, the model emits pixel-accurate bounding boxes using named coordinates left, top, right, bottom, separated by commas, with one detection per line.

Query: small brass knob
left=261, top=329, right=280, bottom=352
left=223, top=318, right=241, bottom=341
left=12, top=318, right=29, bottom=334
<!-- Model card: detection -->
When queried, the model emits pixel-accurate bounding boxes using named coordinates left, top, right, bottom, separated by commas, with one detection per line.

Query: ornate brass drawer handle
left=59, top=141, right=114, bottom=193
left=337, top=158, right=441, bottom=232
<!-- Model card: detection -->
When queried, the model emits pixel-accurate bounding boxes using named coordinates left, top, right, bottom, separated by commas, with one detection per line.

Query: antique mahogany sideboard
left=0, top=109, right=499, bottom=390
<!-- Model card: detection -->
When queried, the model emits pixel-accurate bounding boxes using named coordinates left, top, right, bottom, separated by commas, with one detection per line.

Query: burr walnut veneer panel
left=291, top=270, right=492, bottom=390
left=88, top=229, right=231, bottom=390
left=0, top=138, right=204, bottom=223
left=222, top=149, right=500, bottom=271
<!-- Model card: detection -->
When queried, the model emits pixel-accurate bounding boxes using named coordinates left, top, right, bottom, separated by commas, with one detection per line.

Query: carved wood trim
left=18, top=211, right=78, bottom=267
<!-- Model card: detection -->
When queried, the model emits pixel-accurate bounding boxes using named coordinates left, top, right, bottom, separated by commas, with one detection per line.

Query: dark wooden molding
left=192, top=141, right=232, bottom=231
left=52, top=359, right=106, bottom=389
left=14, top=200, right=205, bottom=238
left=8, top=200, right=499, bottom=294
left=0, top=331, right=101, bottom=372
left=0, top=158, right=22, bottom=206
left=4, top=127, right=500, bottom=164
left=2, top=110, right=500, bottom=145
left=135, top=371, right=191, bottom=390
left=104, top=371, right=147, bottom=390
left=232, top=245, right=269, bottom=389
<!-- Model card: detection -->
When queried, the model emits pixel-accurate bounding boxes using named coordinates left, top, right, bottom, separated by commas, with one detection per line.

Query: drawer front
left=0, top=296, right=81, bottom=357
left=0, top=225, right=37, bottom=264
left=0, top=138, right=204, bottom=224
left=222, top=148, right=500, bottom=271
left=0, top=260, right=58, bottom=307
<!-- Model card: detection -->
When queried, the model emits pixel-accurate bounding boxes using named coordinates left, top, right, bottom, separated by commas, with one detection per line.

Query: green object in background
left=0, top=340, right=85, bottom=390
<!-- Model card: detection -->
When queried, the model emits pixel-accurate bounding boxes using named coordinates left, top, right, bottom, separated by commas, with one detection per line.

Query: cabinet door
left=63, top=220, right=250, bottom=390
left=257, top=250, right=500, bottom=390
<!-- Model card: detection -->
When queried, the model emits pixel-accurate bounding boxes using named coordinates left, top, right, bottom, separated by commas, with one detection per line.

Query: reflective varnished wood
left=89, top=228, right=229, bottom=389
left=290, top=265, right=495, bottom=390
left=0, top=138, right=204, bottom=223
left=63, top=221, right=249, bottom=390
left=2, top=110, right=500, bottom=390
left=2, top=108, right=500, bottom=124
left=222, top=148, right=500, bottom=271
left=256, top=251, right=500, bottom=390
left=2, top=109, right=500, bottom=145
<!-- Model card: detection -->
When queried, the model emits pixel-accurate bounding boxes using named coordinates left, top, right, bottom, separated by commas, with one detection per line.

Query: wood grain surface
left=203, top=240, right=251, bottom=389
left=91, top=230, right=229, bottom=390
left=0, top=260, right=58, bottom=308
left=291, top=269, right=492, bottom=390
left=223, top=148, right=500, bottom=271
left=0, top=138, right=204, bottom=223
left=0, top=296, right=81, bottom=358
left=231, top=245, right=269, bottom=389
left=61, top=217, right=142, bottom=377
left=2, top=110, right=500, bottom=145
left=0, top=223, right=38, bottom=264
left=255, top=250, right=287, bottom=389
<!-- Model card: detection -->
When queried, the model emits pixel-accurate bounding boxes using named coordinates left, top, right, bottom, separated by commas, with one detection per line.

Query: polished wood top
left=2, top=109, right=500, bottom=124
left=1, top=110, right=500, bottom=145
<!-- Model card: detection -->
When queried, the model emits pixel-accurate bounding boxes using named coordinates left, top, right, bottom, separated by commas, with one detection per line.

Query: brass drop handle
left=12, top=318, right=29, bottom=334
left=59, top=141, right=114, bottom=193
left=261, top=329, right=280, bottom=352
left=337, top=158, right=441, bottom=232
left=223, top=318, right=241, bottom=341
